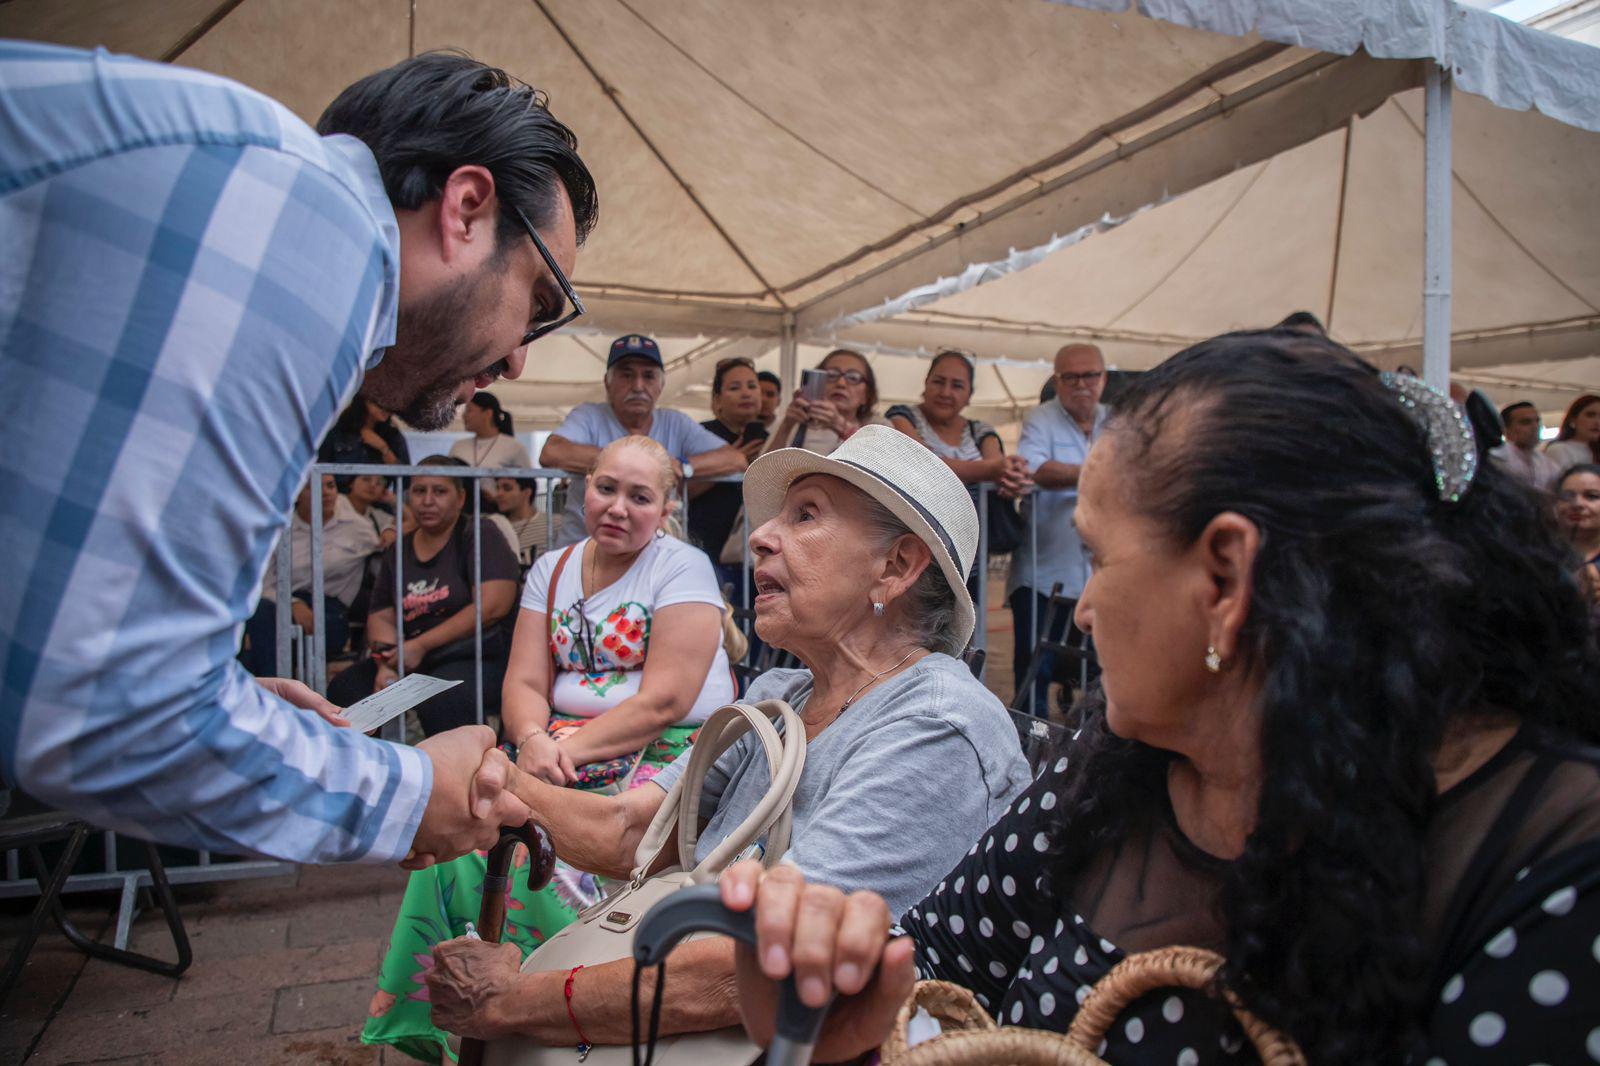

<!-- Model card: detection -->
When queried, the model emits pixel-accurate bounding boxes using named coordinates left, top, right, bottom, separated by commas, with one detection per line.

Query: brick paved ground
left=0, top=860, right=414, bottom=1065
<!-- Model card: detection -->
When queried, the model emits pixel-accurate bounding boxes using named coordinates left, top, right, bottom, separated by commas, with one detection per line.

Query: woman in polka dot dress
left=721, top=332, right=1600, bottom=1063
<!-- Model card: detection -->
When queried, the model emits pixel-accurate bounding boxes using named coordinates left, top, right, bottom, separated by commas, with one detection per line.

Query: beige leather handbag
left=483, top=699, right=807, bottom=1066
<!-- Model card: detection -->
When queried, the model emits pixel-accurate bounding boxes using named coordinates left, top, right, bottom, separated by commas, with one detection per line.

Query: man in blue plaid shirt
left=0, top=42, right=598, bottom=865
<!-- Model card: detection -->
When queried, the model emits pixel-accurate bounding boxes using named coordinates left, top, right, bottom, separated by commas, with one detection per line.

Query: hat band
left=832, top=459, right=961, bottom=567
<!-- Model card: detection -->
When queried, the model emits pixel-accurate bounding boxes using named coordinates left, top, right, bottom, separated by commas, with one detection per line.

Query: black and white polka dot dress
left=897, top=728, right=1600, bottom=1063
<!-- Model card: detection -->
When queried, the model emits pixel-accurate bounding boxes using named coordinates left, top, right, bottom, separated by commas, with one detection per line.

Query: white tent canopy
left=5, top=0, right=1597, bottom=425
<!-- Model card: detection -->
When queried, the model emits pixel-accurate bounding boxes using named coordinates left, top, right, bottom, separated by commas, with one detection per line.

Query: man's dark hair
left=317, top=51, right=598, bottom=249
left=1500, top=400, right=1537, bottom=425
left=1274, top=310, right=1327, bottom=337
left=757, top=370, right=781, bottom=388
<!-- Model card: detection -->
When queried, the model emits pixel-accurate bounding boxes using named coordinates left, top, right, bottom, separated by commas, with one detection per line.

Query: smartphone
left=739, top=422, right=765, bottom=445
left=799, top=367, right=829, bottom=404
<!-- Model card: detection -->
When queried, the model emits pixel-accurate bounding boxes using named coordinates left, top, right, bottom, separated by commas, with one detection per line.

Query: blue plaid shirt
left=0, top=41, right=430, bottom=863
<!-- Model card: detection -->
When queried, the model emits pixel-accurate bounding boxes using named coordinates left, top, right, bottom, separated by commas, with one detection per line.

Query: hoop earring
left=872, top=601, right=885, bottom=617
left=655, top=528, right=666, bottom=539
left=1204, top=645, right=1222, bottom=673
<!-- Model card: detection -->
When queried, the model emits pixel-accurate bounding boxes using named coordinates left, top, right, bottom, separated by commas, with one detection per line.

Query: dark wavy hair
left=1045, top=331, right=1600, bottom=1060
left=317, top=51, right=598, bottom=249
left=1555, top=394, right=1600, bottom=462
left=926, top=349, right=975, bottom=389
left=469, top=390, right=513, bottom=436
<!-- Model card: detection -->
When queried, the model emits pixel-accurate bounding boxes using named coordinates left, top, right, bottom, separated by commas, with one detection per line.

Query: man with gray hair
left=1005, top=343, right=1109, bottom=715
left=540, top=334, right=746, bottom=546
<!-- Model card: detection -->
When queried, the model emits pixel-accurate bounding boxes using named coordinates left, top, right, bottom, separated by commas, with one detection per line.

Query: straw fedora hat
left=741, top=424, right=980, bottom=651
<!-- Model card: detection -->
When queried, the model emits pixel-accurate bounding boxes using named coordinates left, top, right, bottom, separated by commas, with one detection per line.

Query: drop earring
left=872, top=601, right=885, bottom=617
left=1204, top=645, right=1222, bottom=673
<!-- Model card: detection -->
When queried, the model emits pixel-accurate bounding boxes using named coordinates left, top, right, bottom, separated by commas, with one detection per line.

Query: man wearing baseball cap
left=540, top=334, right=747, bottom=546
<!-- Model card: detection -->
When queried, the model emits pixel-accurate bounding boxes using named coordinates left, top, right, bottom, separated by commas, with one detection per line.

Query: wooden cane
left=457, top=822, right=557, bottom=1066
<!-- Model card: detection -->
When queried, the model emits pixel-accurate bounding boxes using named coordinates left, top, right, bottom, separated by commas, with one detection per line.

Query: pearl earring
left=1204, top=645, right=1222, bottom=673
left=872, top=601, right=885, bottom=617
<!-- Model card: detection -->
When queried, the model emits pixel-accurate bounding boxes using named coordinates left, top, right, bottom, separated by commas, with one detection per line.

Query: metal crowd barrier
left=295, top=462, right=1083, bottom=722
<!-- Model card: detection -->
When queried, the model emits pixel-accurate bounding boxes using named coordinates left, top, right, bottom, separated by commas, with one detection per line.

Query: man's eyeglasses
left=513, top=206, right=585, bottom=346
left=1057, top=371, right=1104, bottom=387
left=822, top=368, right=869, bottom=386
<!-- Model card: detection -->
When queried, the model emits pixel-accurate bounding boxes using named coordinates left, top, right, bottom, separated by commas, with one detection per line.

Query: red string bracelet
left=564, top=964, right=592, bottom=1059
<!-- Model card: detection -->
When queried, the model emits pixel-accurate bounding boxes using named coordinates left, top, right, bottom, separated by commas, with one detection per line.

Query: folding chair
left=0, top=795, right=192, bottom=1007
left=1009, top=581, right=1097, bottom=719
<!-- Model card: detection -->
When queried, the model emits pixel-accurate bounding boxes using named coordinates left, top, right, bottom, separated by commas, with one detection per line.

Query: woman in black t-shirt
left=688, top=357, right=767, bottom=575
left=328, top=456, right=518, bottom=735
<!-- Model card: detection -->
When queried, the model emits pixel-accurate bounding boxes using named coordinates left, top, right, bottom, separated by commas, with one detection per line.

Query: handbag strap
left=544, top=543, right=579, bottom=703
left=628, top=703, right=783, bottom=881
left=679, top=699, right=805, bottom=877
left=629, top=700, right=806, bottom=884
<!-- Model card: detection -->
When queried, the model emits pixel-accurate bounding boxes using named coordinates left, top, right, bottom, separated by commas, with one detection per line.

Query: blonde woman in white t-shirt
left=366, top=435, right=732, bottom=1055
left=503, top=434, right=732, bottom=791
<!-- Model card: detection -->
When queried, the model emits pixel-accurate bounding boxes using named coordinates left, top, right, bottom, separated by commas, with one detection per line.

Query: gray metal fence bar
left=1029, top=491, right=1040, bottom=716
left=293, top=463, right=1060, bottom=721
left=274, top=533, right=293, bottom=677
left=974, top=481, right=990, bottom=657
left=473, top=483, right=483, bottom=726
left=309, top=474, right=327, bottom=695
left=394, top=472, right=406, bottom=682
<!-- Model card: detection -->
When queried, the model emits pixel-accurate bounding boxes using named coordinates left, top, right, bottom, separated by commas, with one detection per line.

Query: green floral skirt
left=361, top=724, right=698, bottom=1063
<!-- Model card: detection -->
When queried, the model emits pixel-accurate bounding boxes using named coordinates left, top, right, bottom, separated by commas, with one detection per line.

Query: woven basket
left=880, top=946, right=1306, bottom=1066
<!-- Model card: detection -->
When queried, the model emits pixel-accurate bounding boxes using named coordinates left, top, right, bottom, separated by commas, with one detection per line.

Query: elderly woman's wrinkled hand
left=719, top=861, right=914, bottom=1061
left=426, top=936, right=523, bottom=1040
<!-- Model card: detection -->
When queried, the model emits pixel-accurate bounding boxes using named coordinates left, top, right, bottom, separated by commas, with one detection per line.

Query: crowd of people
left=8, top=41, right=1600, bottom=1066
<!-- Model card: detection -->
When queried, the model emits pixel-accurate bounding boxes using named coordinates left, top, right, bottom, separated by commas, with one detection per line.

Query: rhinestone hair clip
left=1379, top=372, right=1479, bottom=503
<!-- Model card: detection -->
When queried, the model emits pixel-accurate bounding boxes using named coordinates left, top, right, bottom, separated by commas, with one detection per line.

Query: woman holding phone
left=765, top=348, right=883, bottom=457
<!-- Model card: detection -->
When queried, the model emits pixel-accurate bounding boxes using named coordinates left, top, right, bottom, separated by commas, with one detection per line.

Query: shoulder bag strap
left=627, top=703, right=784, bottom=880
left=544, top=544, right=579, bottom=704
left=683, top=699, right=807, bottom=881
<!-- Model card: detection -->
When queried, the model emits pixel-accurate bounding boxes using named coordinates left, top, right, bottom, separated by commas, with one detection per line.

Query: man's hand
left=255, top=676, right=350, bottom=727
left=720, top=861, right=913, bottom=1061
left=427, top=937, right=523, bottom=1040
left=406, top=726, right=531, bottom=870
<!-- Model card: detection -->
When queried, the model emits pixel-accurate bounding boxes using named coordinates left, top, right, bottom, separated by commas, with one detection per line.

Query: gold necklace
left=840, top=648, right=919, bottom=711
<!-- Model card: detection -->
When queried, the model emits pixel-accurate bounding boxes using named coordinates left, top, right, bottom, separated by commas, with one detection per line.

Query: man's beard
left=363, top=264, right=507, bottom=431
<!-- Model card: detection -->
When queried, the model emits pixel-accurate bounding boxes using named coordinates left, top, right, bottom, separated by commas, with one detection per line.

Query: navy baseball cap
left=607, top=334, right=663, bottom=369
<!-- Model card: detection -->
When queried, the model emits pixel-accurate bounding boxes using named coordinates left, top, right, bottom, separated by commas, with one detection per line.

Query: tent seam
left=608, top=0, right=927, bottom=221
left=1393, top=98, right=1600, bottom=315
left=776, top=40, right=1292, bottom=299
left=162, top=0, right=251, bottom=63
left=530, top=0, right=789, bottom=309
left=1101, top=157, right=1274, bottom=329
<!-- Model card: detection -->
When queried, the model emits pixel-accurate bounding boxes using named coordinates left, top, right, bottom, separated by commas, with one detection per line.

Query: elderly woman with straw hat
left=422, top=426, right=1031, bottom=1049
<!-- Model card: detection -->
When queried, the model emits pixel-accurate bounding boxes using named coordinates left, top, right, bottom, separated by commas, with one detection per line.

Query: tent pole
left=1423, top=62, right=1453, bottom=392
left=780, top=315, right=798, bottom=393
